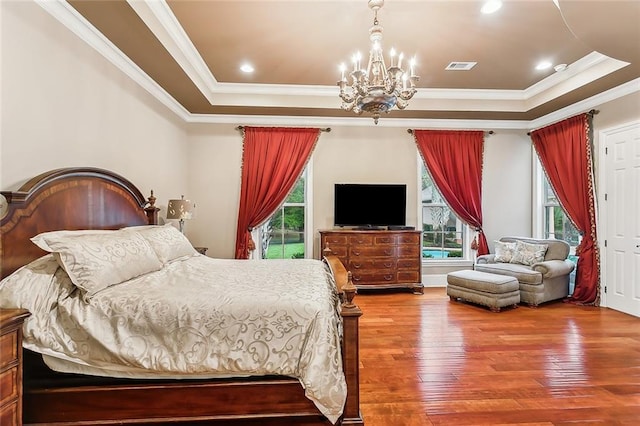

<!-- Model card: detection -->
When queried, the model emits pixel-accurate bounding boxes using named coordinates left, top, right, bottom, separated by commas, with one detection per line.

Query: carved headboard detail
left=0, top=167, right=158, bottom=279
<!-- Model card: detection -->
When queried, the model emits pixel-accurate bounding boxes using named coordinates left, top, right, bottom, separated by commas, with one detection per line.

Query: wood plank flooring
left=356, top=287, right=640, bottom=426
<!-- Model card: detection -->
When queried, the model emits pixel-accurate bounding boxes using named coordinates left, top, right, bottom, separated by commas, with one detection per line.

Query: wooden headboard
left=0, top=167, right=159, bottom=279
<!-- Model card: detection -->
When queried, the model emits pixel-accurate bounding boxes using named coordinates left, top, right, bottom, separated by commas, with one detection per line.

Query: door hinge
left=605, top=147, right=608, bottom=155
left=605, top=193, right=608, bottom=201
left=604, top=240, right=607, bottom=247
left=604, top=286, right=607, bottom=294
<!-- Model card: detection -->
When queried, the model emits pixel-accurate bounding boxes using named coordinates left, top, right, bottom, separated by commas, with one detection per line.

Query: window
left=420, top=163, right=466, bottom=259
left=259, top=169, right=308, bottom=259
left=541, top=175, right=580, bottom=247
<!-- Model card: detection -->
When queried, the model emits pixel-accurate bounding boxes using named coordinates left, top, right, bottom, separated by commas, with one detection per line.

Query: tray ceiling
left=44, top=0, right=640, bottom=123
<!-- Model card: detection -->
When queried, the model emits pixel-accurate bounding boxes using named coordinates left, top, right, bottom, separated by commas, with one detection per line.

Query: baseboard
left=422, top=274, right=448, bottom=287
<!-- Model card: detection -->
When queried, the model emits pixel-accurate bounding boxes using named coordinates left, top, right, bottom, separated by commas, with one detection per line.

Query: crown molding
left=127, top=0, right=219, bottom=103
left=528, top=77, right=640, bottom=131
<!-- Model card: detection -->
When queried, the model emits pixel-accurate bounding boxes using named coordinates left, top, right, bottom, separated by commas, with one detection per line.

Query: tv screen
left=334, top=183, right=406, bottom=228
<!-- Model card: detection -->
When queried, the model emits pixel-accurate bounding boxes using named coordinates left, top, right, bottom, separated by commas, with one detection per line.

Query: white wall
left=482, top=130, right=533, bottom=250
left=0, top=1, right=188, bottom=209
left=185, top=124, right=243, bottom=258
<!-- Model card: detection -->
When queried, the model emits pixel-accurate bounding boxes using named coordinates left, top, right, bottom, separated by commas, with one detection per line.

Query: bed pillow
left=494, top=241, right=517, bottom=263
left=30, top=230, right=163, bottom=300
left=31, top=229, right=115, bottom=252
left=129, top=224, right=197, bottom=264
left=510, top=240, right=548, bottom=266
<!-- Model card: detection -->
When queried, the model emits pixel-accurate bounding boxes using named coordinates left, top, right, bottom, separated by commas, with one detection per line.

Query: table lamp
left=166, top=195, right=195, bottom=233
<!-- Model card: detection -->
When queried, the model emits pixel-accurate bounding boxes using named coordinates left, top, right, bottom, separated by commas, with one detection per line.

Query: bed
left=0, top=167, right=363, bottom=426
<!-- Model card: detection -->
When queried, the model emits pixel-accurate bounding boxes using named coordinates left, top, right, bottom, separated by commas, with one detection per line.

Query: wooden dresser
left=320, top=229, right=423, bottom=293
left=0, top=309, right=30, bottom=426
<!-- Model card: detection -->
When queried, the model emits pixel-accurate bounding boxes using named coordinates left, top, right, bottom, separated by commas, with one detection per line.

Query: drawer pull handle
left=356, top=239, right=364, bottom=244
left=353, top=251, right=361, bottom=256
left=384, top=262, right=392, bottom=268
left=352, top=276, right=361, bottom=282
left=384, top=250, right=392, bottom=255
left=384, top=275, right=393, bottom=281
left=353, top=263, right=362, bottom=269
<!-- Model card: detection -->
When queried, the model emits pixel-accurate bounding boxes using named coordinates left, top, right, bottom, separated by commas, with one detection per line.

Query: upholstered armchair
left=475, top=237, right=575, bottom=307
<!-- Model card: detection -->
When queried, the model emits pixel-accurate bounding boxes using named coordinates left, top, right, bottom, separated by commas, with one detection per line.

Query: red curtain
left=531, top=113, right=599, bottom=305
left=234, top=127, right=320, bottom=259
left=413, top=130, right=489, bottom=255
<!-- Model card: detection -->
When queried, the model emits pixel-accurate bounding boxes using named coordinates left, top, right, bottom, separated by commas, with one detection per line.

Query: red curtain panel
left=531, top=113, right=600, bottom=305
left=413, top=130, right=489, bottom=255
left=234, top=127, right=320, bottom=259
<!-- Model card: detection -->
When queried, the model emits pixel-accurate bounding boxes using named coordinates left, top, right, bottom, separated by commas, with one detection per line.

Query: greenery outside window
left=420, top=163, right=466, bottom=260
left=260, top=172, right=307, bottom=259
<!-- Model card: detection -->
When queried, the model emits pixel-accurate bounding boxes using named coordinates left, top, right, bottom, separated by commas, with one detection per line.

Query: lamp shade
left=167, top=196, right=195, bottom=220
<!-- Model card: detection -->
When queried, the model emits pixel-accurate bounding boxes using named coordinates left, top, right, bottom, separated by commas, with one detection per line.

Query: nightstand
left=194, top=246, right=208, bottom=255
left=0, top=309, right=30, bottom=426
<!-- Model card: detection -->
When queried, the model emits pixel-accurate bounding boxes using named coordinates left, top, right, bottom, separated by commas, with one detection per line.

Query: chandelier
left=337, top=0, right=419, bottom=124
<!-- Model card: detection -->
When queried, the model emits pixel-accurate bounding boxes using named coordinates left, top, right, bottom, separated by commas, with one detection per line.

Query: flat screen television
left=334, top=183, right=406, bottom=228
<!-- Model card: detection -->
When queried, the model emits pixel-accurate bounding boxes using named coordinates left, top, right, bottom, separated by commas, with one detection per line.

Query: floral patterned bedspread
left=1, top=256, right=346, bottom=423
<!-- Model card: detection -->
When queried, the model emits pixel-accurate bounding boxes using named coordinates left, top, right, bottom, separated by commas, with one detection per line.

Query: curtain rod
left=235, top=126, right=331, bottom=132
left=407, top=129, right=494, bottom=135
left=527, top=109, right=599, bottom=135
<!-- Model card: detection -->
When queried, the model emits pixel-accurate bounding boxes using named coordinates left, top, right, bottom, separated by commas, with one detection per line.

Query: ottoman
left=447, top=270, right=520, bottom=312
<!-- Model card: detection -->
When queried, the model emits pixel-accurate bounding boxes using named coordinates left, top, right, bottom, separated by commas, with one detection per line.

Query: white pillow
left=510, top=240, right=548, bottom=266
left=494, top=241, right=516, bottom=263
left=30, top=230, right=163, bottom=300
left=0, top=254, right=73, bottom=313
left=31, top=229, right=115, bottom=252
left=128, top=224, right=197, bottom=264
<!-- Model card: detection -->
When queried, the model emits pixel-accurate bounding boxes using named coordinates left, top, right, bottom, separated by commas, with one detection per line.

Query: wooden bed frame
left=0, top=167, right=364, bottom=426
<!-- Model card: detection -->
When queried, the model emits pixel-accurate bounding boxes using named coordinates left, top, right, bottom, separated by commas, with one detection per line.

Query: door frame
left=597, top=119, right=640, bottom=308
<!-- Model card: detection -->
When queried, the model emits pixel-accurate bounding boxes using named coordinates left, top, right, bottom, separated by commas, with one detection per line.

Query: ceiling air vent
left=445, top=61, right=477, bottom=71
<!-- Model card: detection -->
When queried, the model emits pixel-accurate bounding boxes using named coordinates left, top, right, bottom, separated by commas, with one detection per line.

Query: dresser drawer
left=373, top=235, right=394, bottom=245
left=323, top=234, right=348, bottom=245
left=0, top=366, right=17, bottom=406
left=398, top=270, right=421, bottom=282
left=351, top=271, right=397, bottom=284
left=349, top=235, right=373, bottom=246
left=397, top=233, right=421, bottom=245
left=350, top=246, right=395, bottom=258
left=0, top=401, right=17, bottom=426
left=349, top=258, right=396, bottom=271
left=397, top=258, right=421, bottom=270
left=324, top=245, right=348, bottom=258
left=0, top=332, right=17, bottom=370
left=397, top=244, right=421, bottom=257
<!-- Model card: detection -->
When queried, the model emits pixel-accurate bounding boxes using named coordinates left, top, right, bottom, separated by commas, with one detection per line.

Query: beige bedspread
left=0, top=255, right=346, bottom=423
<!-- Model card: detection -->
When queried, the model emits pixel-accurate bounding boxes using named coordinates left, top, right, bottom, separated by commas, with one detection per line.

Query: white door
left=601, top=121, right=640, bottom=317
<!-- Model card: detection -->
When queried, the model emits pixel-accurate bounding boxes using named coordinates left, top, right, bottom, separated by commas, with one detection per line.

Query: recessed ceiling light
left=554, top=63, right=568, bottom=72
left=481, top=0, right=502, bottom=14
left=535, top=61, right=553, bottom=71
left=240, top=63, right=254, bottom=73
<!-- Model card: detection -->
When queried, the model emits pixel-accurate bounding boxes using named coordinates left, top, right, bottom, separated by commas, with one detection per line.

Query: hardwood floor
left=356, top=287, right=640, bottom=426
